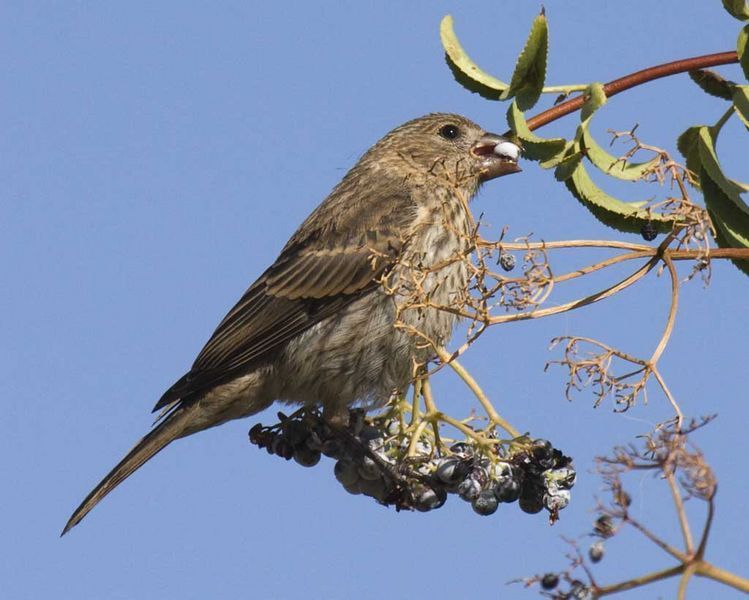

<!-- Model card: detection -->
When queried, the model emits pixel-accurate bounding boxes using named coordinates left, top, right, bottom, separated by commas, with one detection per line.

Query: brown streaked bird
left=62, top=113, right=521, bottom=535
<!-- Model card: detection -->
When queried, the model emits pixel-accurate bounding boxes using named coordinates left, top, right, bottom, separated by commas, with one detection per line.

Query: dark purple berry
left=358, top=425, right=382, bottom=442
left=342, top=480, right=361, bottom=495
left=264, top=433, right=278, bottom=455
left=531, top=438, right=554, bottom=467
left=543, top=489, right=570, bottom=512
left=641, top=221, right=658, bottom=241
left=293, top=445, right=321, bottom=467
left=541, top=573, right=559, bottom=590
left=494, top=476, right=521, bottom=503
left=435, top=457, right=470, bottom=485
left=548, top=466, right=577, bottom=491
left=449, top=442, right=473, bottom=456
left=470, top=465, right=490, bottom=487
left=457, top=477, right=481, bottom=501
left=320, top=438, right=342, bottom=458
left=284, top=420, right=309, bottom=448
left=314, top=421, right=333, bottom=442
left=518, top=482, right=545, bottom=514
left=471, top=489, right=499, bottom=515
left=589, top=541, right=605, bottom=563
left=334, top=460, right=359, bottom=487
left=499, top=252, right=516, bottom=272
left=413, top=486, right=447, bottom=512
left=358, top=456, right=380, bottom=480
left=306, top=430, right=324, bottom=450
left=359, top=477, right=388, bottom=502
left=569, top=580, right=592, bottom=600
left=275, top=438, right=294, bottom=460
left=249, top=424, right=264, bottom=445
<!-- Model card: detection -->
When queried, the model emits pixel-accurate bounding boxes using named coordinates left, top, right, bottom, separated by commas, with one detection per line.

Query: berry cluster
left=249, top=408, right=576, bottom=521
left=448, top=438, right=577, bottom=520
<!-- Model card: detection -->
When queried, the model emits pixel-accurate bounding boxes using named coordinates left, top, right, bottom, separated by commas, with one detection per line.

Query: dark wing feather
left=153, top=185, right=418, bottom=411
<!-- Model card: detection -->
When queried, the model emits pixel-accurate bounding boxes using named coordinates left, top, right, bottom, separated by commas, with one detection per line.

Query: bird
left=62, top=113, right=521, bottom=535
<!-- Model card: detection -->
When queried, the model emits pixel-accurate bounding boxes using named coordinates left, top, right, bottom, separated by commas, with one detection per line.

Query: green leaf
left=564, top=161, right=674, bottom=233
left=711, top=215, right=749, bottom=275
left=702, top=175, right=749, bottom=275
left=573, top=84, right=658, bottom=181
left=539, top=140, right=576, bottom=169
left=677, top=126, right=705, bottom=183
left=506, top=101, right=567, bottom=162
left=734, top=85, right=749, bottom=129
left=580, top=82, right=607, bottom=121
left=697, top=127, right=749, bottom=203
left=723, top=0, right=749, bottom=20
left=697, top=125, right=749, bottom=274
left=440, top=15, right=508, bottom=99
left=500, top=11, right=548, bottom=110
left=554, top=147, right=584, bottom=182
left=688, top=69, right=735, bottom=100
left=739, top=25, right=749, bottom=82
left=580, top=126, right=660, bottom=181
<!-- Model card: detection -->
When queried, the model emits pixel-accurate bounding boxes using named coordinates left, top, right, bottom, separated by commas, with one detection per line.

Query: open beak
left=471, top=133, right=522, bottom=181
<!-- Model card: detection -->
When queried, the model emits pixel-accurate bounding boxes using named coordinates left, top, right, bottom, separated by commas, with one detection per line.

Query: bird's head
left=364, top=113, right=522, bottom=191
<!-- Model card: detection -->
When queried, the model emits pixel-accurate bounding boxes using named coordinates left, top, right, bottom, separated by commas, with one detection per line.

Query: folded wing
left=154, top=187, right=418, bottom=411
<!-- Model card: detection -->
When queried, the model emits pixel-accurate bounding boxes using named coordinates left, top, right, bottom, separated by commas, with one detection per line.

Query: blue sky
left=2, top=2, right=747, bottom=599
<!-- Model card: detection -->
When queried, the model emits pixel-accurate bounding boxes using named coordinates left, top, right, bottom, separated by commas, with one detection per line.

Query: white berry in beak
left=494, top=141, right=521, bottom=162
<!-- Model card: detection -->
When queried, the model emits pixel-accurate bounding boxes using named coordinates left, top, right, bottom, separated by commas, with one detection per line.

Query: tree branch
left=524, top=51, right=739, bottom=132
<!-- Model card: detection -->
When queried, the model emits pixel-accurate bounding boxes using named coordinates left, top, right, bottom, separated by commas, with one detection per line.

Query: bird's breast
left=388, top=186, right=472, bottom=346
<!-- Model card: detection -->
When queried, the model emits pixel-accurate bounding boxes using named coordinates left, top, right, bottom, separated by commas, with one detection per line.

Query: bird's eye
left=439, top=124, right=460, bottom=140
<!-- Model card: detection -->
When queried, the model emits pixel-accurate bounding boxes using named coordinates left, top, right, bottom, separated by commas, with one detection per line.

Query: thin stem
left=670, top=248, right=749, bottom=260
left=522, top=51, right=739, bottom=132
left=696, top=495, right=716, bottom=559
left=481, top=238, right=651, bottom=252
left=406, top=420, right=429, bottom=458
left=435, top=412, right=489, bottom=446
left=626, top=515, right=688, bottom=562
left=409, top=379, right=422, bottom=427
left=421, top=378, right=438, bottom=414
left=652, top=367, right=684, bottom=430
left=481, top=238, right=749, bottom=262
left=677, top=566, right=695, bottom=600
left=436, top=347, right=520, bottom=437
left=553, top=251, right=651, bottom=283
left=649, top=253, right=679, bottom=366
left=564, top=335, right=647, bottom=366
left=666, top=468, right=694, bottom=555
left=594, top=564, right=685, bottom=597
left=488, top=255, right=657, bottom=325
left=542, top=84, right=589, bottom=94
left=696, top=561, right=749, bottom=594
left=421, top=379, right=443, bottom=448
left=712, top=104, right=737, bottom=134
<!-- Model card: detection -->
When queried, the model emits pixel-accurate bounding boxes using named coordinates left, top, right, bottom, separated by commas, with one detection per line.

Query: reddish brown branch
left=526, top=51, right=739, bottom=131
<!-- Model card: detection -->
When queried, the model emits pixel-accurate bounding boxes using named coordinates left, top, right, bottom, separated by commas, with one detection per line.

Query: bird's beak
left=471, top=133, right=522, bottom=181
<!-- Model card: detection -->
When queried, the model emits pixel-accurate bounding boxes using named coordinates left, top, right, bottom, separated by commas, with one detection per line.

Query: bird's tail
left=61, top=403, right=196, bottom=536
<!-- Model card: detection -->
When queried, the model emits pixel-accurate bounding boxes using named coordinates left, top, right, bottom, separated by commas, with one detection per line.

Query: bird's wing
left=153, top=188, right=418, bottom=411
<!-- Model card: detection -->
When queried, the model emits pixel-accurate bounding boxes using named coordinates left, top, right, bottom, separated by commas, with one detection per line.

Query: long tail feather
left=61, top=405, right=195, bottom=536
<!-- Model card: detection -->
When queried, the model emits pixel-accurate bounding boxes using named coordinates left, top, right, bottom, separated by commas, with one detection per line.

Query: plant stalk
left=525, top=51, right=739, bottom=131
